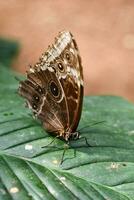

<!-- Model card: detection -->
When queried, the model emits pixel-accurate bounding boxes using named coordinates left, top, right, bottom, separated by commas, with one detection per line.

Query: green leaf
left=0, top=38, right=19, bottom=67
left=0, top=65, right=134, bottom=200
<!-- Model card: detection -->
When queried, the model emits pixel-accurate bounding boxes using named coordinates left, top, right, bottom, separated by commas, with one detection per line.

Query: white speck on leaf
left=110, top=162, right=119, bottom=170
left=10, top=187, right=19, bottom=194
left=60, top=177, right=66, bottom=181
left=52, top=160, right=59, bottom=165
left=25, top=144, right=33, bottom=150
left=50, top=188, right=56, bottom=195
left=111, top=163, right=119, bottom=169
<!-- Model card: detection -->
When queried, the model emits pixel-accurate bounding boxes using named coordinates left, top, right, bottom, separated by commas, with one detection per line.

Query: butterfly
left=18, top=31, right=84, bottom=142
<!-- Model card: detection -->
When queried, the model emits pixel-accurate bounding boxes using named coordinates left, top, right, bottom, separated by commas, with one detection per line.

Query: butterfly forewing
left=19, top=31, right=83, bottom=140
left=57, top=33, right=83, bottom=132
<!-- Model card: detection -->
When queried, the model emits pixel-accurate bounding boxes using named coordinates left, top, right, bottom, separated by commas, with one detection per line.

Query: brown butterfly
left=18, top=31, right=84, bottom=142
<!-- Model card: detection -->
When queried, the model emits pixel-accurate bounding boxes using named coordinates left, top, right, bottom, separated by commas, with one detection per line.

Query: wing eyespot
left=65, top=52, right=71, bottom=61
left=57, top=62, right=64, bottom=72
left=64, top=50, right=74, bottom=64
left=34, top=95, right=39, bottom=101
left=33, top=104, right=37, bottom=110
left=36, top=86, right=43, bottom=94
left=49, top=80, right=59, bottom=97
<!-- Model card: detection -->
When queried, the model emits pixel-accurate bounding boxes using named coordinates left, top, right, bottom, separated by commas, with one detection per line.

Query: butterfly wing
left=53, top=31, right=84, bottom=133
left=19, top=67, right=69, bottom=134
left=19, top=31, right=83, bottom=139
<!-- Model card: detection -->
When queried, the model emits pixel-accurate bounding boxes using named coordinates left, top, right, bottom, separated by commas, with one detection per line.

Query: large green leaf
left=0, top=65, right=134, bottom=199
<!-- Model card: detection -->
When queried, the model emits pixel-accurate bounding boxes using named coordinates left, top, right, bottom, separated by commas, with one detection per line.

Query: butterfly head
left=70, top=131, right=80, bottom=140
left=64, top=130, right=80, bottom=141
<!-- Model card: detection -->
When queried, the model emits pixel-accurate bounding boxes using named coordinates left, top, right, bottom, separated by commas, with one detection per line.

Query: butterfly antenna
left=78, top=120, right=106, bottom=132
left=78, top=121, right=106, bottom=146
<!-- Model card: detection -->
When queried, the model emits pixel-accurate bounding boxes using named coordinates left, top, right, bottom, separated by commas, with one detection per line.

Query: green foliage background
left=0, top=40, right=134, bottom=200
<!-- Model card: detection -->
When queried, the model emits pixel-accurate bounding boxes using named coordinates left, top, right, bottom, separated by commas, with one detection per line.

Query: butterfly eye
left=57, top=62, right=64, bottom=72
left=49, top=81, right=59, bottom=97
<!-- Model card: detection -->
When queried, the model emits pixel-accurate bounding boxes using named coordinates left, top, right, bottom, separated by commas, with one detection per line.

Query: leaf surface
left=0, top=64, right=134, bottom=199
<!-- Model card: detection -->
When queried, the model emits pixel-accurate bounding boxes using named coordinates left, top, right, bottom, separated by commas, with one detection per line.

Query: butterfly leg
left=79, top=136, right=91, bottom=147
left=73, top=148, right=76, bottom=159
left=60, top=143, right=77, bottom=165
left=42, top=135, right=60, bottom=148
left=60, top=143, right=69, bottom=165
